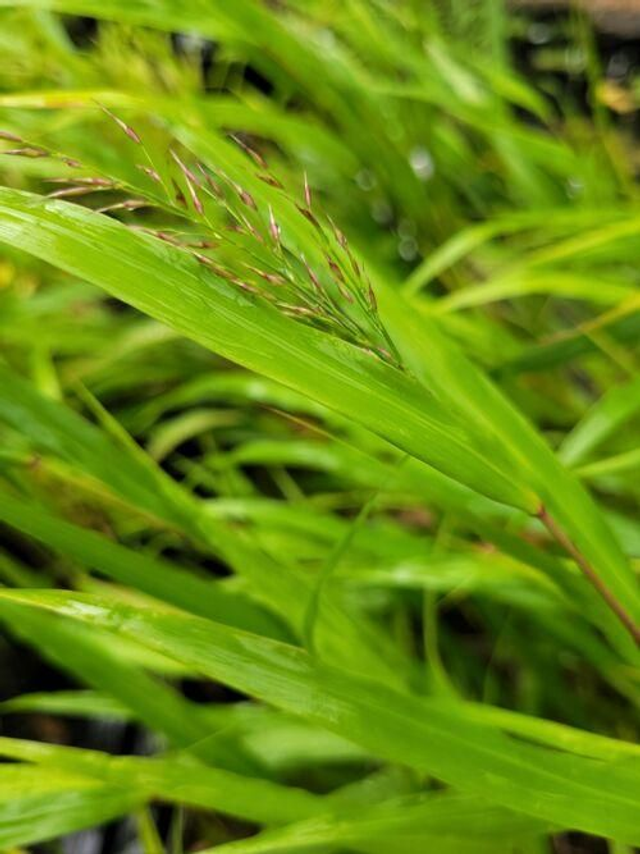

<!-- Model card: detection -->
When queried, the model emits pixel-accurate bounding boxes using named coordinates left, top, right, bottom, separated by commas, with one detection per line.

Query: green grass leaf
left=0, top=189, right=535, bottom=514
left=2, top=589, right=638, bottom=844
left=0, top=764, right=141, bottom=848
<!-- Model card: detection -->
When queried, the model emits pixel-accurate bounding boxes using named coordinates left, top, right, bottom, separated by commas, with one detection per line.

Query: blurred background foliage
left=0, top=2, right=639, bottom=853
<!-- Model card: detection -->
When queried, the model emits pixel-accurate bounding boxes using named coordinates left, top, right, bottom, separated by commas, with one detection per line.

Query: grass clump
left=0, top=2, right=638, bottom=852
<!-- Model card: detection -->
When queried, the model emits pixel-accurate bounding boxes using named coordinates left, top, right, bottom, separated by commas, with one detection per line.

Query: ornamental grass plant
left=0, top=2, right=638, bottom=852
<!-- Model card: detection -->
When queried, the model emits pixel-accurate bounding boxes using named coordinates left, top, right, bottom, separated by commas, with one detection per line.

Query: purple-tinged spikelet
left=99, top=104, right=142, bottom=144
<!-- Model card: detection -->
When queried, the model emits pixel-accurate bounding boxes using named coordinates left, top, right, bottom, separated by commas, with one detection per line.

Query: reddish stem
left=538, top=505, right=640, bottom=646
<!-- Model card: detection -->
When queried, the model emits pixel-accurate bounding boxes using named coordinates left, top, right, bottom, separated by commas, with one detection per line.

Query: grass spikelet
left=98, top=103, right=142, bottom=144
left=96, top=198, right=150, bottom=214
left=172, top=178, right=188, bottom=208
left=170, top=150, right=204, bottom=215
left=268, top=205, right=281, bottom=247
left=47, top=185, right=107, bottom=199
left=303, top=171, right=312, bottom=208
left=230, top=133, right=268, bottom=169
left=258, top=173, right=284, bottom=189
left=3, top=147, right=48, bottom=158
left=297, top=204, right=321, bottom=229
left=136, top=164, right=162, bottom=183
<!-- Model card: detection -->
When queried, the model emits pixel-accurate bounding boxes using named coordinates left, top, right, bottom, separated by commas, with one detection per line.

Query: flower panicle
left=23, top=120, right=398, bottom=367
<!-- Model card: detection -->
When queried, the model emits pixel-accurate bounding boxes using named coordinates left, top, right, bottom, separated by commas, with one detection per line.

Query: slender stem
left=538, top=505, right=640, bottom=646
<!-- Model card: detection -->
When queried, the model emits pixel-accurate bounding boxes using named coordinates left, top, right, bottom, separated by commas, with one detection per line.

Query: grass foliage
left=0, top=1, right=639, bottom=851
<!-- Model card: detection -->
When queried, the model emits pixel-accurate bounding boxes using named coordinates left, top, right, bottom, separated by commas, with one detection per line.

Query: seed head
left=186, top=239, right=218, bottom=249
left=96, top=199, right=149, bottom=214
left=123, top=199, right=148, bottom=210
left=230, top=134, right=268, bottom=169
left=328, top=216, right=348, bottom=249
left=137, top=164, right=162, bottom=183
left=194, top=254, right=235, bottom=279
left=170, top=151, right=204, bottom=214
left=303, top=171, right=312, bottom=208
left=99, top=104, right=142, bottom=144
left=268, top=206, right=281, bottom=247
left=144, top=230, right=182, bottom=245
left=237, top=187, right=257, bottom=210
left=245, top=265, right=287, bottom=286
left=259, top=174, right=284, bottom=189
left=188, top=181, right=205, bottom=215
left=172, top=178, right=187, bottom=208
left=3, top=147, right=48, bottom=158
left=296, top=205, right=321, bottom=229
left=170, top=150, right=200, bottom=185
left=299, top=255, right=321, bottom=291
left=326, top=255, right=345, bottom=284
left=278, top=302, right=316, bottom=317
left=197, top=164, right=224, bottom=198
left=47, top=176, right=115, bottom=188
left=47, top=185, right=104, bottom=199
left=337, top=282, right=354, bottom=304
left=79, top=177, right=114, bottom=187
left=232, top=278, right=261, bottom=295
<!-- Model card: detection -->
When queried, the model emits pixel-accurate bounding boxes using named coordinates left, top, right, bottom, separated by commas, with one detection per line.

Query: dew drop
left=355, top=169, right=376, bottom=191
left=409, top=146, right=434, bottom=181
left=528, top=22, right=552, bottom=45
left=398, top=236, right=418, bottom=262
